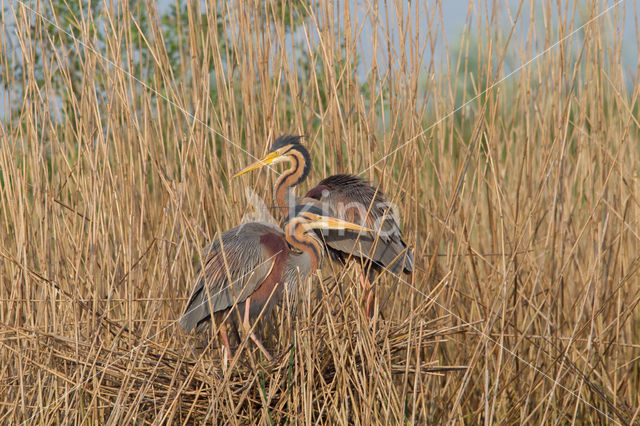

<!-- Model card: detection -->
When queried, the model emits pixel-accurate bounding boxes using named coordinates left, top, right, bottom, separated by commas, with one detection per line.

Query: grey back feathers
left=306, top=174, right=414, bottom=274
left=180, top=220, right=319, bottom=334
left=179, top=222, right=285, bottom=333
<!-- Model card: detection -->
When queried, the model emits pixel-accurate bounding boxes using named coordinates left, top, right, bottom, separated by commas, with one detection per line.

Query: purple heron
left=179, top=205, right=370, bottom=361
left=233, top=135, right=414, bottom=317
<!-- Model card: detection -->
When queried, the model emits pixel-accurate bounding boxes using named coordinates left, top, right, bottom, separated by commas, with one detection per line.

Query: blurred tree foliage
left=1, top=0, right=319, bottom=122
left=1, top=1, right=105, bottom=118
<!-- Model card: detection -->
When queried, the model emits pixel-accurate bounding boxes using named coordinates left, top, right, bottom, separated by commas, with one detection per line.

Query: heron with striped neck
left=180, top=205, right=370, bottom=361
left=233, top=135, right=414, bottom=318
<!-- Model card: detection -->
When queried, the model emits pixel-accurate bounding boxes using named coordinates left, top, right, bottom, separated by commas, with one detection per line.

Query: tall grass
left=1, top=0, right=639, bottom=423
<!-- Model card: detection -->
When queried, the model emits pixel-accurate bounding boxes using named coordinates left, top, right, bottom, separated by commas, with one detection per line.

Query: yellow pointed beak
left=232, top=151, right=282, bottom=178
left=312, top=215, right=373, bottom=233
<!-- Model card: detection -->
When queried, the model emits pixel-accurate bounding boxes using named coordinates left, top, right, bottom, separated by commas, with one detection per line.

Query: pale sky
left=1, top=0, right=637, bottom=119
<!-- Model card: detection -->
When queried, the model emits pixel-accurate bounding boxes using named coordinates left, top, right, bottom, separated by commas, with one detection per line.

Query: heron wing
left=306, top=174, right=414, bottom=274
left=320, top=228, right=413, bottom=274
left=179, top=222, right=286, bottom=333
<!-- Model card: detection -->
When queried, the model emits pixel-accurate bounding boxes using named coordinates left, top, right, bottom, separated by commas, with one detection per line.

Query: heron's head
left=232, top=135, right=311, bottom=184
left=286, top=204, right=372, bottom=235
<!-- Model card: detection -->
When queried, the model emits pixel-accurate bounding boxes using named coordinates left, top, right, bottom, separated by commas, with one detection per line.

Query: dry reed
left=1, top=0, right=639, bottom=423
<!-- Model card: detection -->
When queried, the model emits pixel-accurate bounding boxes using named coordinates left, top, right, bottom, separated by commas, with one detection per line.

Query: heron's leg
left=243, top=297, right=273, bottom=362
left=358, top=270, right=375, bottom=319
left=219, top=323, right=232, bottom=361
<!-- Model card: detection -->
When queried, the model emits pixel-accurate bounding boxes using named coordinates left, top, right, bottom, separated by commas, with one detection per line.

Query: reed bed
left=1, top=0, right=639, bottom=423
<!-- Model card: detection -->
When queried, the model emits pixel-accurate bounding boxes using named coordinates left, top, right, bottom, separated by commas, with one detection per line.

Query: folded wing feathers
left=313, top=175, right=414, bottom=274
left=179, top=222, right=283, bottom=333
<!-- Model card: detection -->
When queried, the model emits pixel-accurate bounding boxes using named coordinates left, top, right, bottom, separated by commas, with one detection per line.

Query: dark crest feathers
left=270, top=134, right=304, bottom=152
left=270, top=134, right=311, bottom=186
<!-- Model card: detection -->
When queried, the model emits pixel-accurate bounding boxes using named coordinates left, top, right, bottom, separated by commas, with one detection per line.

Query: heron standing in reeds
left=180, top=205, right=370, bottom=361
left=234, top=135, right=414, bottom=317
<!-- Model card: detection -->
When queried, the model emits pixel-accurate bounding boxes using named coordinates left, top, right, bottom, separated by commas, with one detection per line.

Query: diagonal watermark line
left=13, top=0, right=281, bottom=176
left=347, top=2, right=626, bottom=420
left=7, top=0, right=627, bottom=423
left=359, top=0, right=624, bottom=177
left=17, top=247, right=282, bottom=426
left=378, top=267, right=624, bottom=423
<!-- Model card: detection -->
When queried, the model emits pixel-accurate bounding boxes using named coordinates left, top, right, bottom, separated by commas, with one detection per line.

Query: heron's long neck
left=275, top=149, right=309, bottom=218
left=285, top=219, right=323, bottom=272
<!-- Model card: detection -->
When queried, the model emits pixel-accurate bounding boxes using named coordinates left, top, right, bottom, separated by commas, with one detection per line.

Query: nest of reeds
left=11, top=282, right=467, bottom=424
